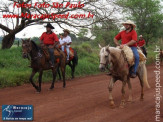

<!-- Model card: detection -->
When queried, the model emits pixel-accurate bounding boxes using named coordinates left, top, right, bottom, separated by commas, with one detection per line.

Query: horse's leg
left=29, top=69, right=38, bottom=91
left=49, top=64, right=58, bottom=90
left=68, top=62, right=74, bottom=79
left=108, top=77, right=116, bottom=108
left=127, top=77, right=133, bottom=102
left=57, top=66, right=61, bottom=80
left=120, top=81, right=127, bottom=108
left=60, top=65, right=66, bottom=88
left=137, top=67, right=144, bottom=101
left=37, top=70, right=43, bottom=93
left=72, top=60, right=76, bottom=79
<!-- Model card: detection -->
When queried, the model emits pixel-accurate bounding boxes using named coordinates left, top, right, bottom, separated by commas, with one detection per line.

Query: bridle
left=22, top=42, right=42, bottom=61
left=100, top=47, right=130, bottom=76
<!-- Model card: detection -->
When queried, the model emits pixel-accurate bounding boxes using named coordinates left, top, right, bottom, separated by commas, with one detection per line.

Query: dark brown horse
left=22, top=39, right=66, bottom=92
left=58, top=48, right=78, bottom=79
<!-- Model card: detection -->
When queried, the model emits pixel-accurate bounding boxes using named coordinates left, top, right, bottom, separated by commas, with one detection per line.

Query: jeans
left=130, top=47, right=139, bottom=74
left=61, top=46, right=64, bottom=51
left=61, top=46, right=69, bottom=60
left=49, top=48, right=54, bottom=65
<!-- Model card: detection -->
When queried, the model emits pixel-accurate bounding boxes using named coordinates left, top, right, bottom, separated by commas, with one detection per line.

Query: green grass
left=0, top=39, right=160, bottom=88
left=145, top=39, right=163, bottom=64
left=0, top=43, right=100, bottom=88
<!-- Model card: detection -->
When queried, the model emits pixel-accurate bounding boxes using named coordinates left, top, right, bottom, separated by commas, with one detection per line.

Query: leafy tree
left=0, top=0, right=117, bottom=49
left=116, top=0, right=163, bottom=45
left=77, top=28, right=88, bottom=38
left=70, top=33, right=77, bottom=42
left=91, top=20, right=119, bottom=46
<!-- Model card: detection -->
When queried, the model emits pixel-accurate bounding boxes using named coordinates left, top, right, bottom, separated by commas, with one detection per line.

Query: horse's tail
left=142, top=63, right=150, bottom=88
left=73, top=49, right=78, bottom=66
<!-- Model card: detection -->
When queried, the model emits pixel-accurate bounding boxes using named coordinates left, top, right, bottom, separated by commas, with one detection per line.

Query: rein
left=108, top=49, right=129, bottom=77
left=30, top=50, right=42, bottom=61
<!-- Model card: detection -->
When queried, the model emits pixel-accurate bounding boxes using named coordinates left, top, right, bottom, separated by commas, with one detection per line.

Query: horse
left=22, top=39, right=66, bottom=93
left=139, top=46, right=147, bottom=57
left=99, top=45, right=150, bottom=108
left=57, top=47, right=78, bottom=79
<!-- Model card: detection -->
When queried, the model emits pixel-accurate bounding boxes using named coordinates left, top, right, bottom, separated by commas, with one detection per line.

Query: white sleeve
left=68, top=36, right=72, bottom=43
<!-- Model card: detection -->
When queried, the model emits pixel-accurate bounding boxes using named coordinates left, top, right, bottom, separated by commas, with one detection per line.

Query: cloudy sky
left=1, top=0, right=162, bottom=38
left=0, top=0, right=123, bottom=38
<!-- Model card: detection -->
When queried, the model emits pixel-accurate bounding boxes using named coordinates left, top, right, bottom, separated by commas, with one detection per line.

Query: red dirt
left=0, top=64, right=162, bottom=122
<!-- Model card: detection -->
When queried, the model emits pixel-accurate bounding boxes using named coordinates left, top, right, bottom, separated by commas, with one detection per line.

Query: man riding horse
left=40, top=23, right=59, bottom=68
left=62, top=29, right=72, bottom=63
left=137, top=35, right=147, bottom=57
left=114, top=20, right=139, bottom=78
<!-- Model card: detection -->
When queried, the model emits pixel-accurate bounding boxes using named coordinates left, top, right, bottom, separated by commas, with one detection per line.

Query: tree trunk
left=2, top=33, right=15, bottom=49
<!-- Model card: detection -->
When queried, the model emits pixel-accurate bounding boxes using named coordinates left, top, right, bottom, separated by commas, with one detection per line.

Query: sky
left=0, top=0, right=162, bottom=38
left=0, top=0, right=122, bottom=38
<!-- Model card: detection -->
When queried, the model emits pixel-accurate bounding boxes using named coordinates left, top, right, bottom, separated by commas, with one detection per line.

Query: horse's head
left=22, top=38, right=31, bottom=59
left=99, top=44, right=110, bottom=72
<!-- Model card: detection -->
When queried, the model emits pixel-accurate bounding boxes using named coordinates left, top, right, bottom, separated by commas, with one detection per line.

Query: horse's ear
left=27, top=38, right=31, bottom=41
left=106, top=46, right=110, bottom=53
left=98, top=44, right=102, bottom=49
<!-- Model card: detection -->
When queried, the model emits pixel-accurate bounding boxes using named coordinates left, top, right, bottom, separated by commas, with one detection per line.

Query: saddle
left=41, top=46, right=60, bottom=63
left=42, top=46, right=50, bottom=60
left=117, top=46, right=147, bottom=66
left=59, top=47, right=74, bottom=61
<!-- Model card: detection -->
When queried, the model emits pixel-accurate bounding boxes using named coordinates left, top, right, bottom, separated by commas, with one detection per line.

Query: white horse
left=99, top=45, right=150, bottom=108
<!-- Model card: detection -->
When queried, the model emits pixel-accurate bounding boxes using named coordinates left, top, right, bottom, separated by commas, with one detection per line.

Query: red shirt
left=115, top=30, right=137, bottom=47
left=40, top=32, right=59, bottom=45
left=137, top=39, right=145, bottom=47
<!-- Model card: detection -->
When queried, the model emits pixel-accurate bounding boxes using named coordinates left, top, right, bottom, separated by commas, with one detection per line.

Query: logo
left=2, top=105, right=33, bottom=121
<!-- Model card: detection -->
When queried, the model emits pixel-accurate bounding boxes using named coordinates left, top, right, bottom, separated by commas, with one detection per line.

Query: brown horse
left=99, top=45, right=150, bottom=108
left=58, top=48, right=78, bottom=79
left=22, top=39, right=66, bottom=92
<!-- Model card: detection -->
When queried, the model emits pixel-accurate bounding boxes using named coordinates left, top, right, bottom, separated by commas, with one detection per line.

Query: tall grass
left=0, top=43, right=100, bottom=88
left=0, top=39, right=159, bottom=88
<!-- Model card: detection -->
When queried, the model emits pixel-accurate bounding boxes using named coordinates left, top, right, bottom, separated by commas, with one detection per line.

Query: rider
left=59, top=33, right=65, bottom=52
left=137, top=35, right=147, bottom=57
left=63, top=29, right=72, bottom=63
left=114, top=20, right=139, bottom=78
left=40, top=23, right=59, bottom=68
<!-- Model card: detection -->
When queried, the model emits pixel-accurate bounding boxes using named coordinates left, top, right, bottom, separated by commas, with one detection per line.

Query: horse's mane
left=109, top=47, right=121, bottom=56
left=30, top=40, right=39, bottom=51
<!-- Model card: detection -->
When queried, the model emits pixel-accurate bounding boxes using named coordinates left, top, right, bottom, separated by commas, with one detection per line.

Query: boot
left=130, top=73, right=137, bottom=78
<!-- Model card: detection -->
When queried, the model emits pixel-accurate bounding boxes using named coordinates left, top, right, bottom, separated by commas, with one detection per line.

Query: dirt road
left=0, top=64, right=162, bottom=122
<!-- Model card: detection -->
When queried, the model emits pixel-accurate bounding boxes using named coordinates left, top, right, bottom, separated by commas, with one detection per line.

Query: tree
left=115, top=0, right=163, bottom=45
left=0, top=0, right=119, bottom=49
left=69, top=33, right=77, bottom=42
left=77, top=28, right=88, bottom=38
left=91, top=19, right=119, bottom=46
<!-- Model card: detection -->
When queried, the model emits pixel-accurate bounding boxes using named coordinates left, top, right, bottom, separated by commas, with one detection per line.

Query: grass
left=0, top=39, right=161, bottom=88
left=0, top=43, right=100, bottom=88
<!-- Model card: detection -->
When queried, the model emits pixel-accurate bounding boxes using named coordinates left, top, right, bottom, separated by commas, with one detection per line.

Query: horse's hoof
left=35, top=91, right=40, bottom=94
left=127, top=99, right=133, bottom=103
left=110, top=104, right=116, bottom=109
left=119, top=105, right=125, bottom=109
left=110, top=101, right=116, bottom=108
left=140, top=98, right=144, bottom=101
left=49, top=87, right=54, bottom=90
left=63, top=85, right=66, bottom=88
left=119, top=101, right=125, bottom=108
